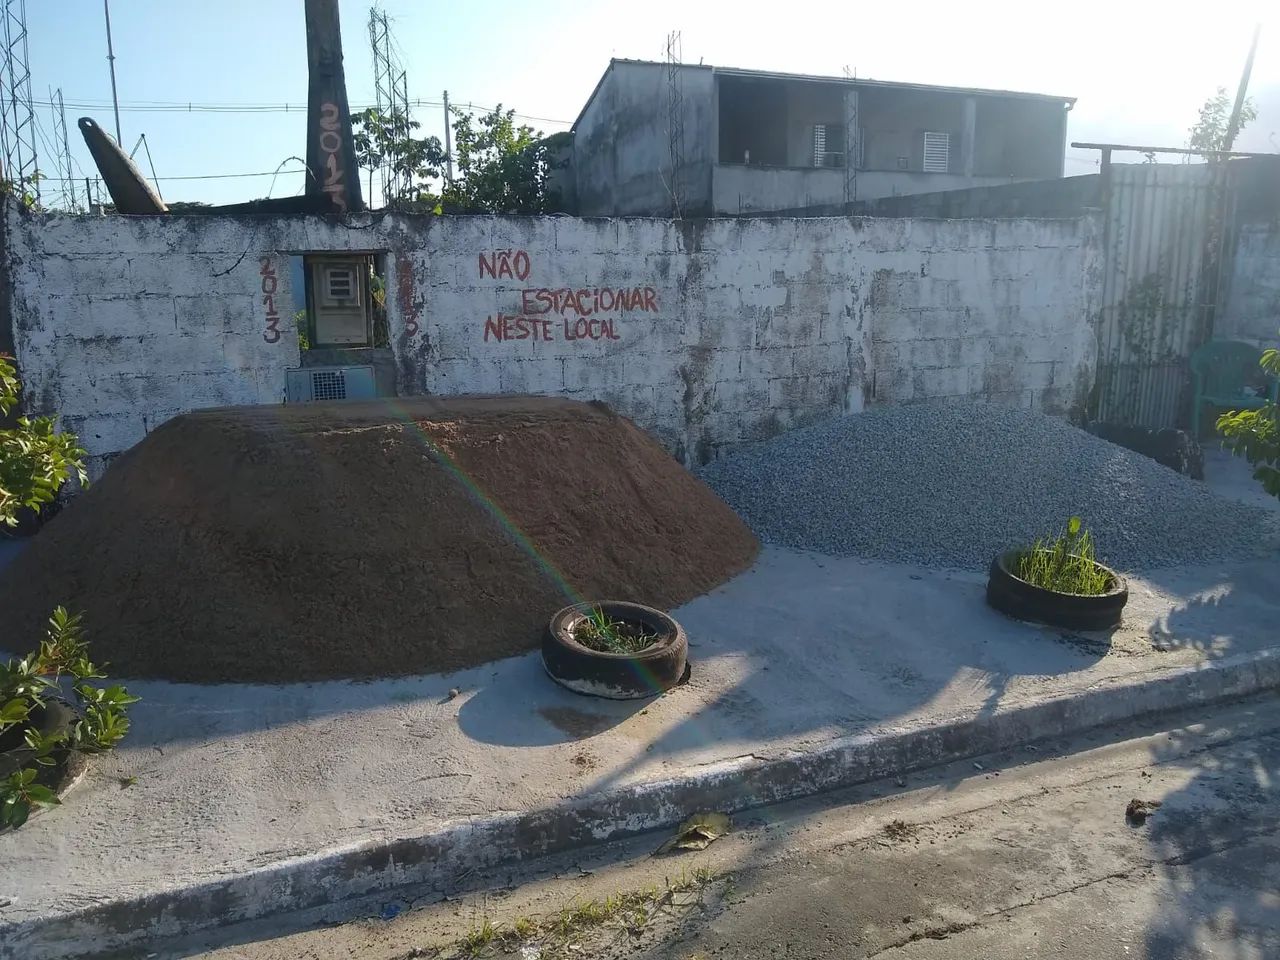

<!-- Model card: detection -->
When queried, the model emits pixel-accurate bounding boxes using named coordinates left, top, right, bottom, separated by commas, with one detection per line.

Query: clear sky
left=22, top=0, right=1279, bottom=208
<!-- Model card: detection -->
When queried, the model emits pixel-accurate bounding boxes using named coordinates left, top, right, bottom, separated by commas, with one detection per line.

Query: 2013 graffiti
left=260, top=257, right=282, bottom=343
left=319, top=102, right=348, bottom=213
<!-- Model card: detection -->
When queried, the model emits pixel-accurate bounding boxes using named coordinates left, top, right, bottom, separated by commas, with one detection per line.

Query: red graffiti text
left=519, top=287, right=658, bottom=316
left=260, top=256, right=282, bottom=343
left=482, top=314, right=623, bottom=343
left=478, top=249, right=531, bottom=281
left=396, top=259, right=420, bottom=337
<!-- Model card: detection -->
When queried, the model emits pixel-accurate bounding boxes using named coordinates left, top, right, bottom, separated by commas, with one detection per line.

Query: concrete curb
left=7, top=648, right=1280, bottom=959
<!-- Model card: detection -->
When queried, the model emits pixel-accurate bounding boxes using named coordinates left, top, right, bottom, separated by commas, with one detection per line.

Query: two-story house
left=571, top=59, right=1075, bottom=217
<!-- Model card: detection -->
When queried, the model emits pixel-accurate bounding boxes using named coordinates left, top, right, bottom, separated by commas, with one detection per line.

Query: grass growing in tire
left=572, top=608, right=661, bottom=655
left=1014, top=517, right=1113, bottom=596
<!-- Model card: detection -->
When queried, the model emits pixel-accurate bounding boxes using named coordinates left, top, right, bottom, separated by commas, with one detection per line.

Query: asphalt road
left=173, top=695, right=1280, bottom=960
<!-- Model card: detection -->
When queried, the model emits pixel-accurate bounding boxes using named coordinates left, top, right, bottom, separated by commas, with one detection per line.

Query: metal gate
left=1091, top=163, right=1235, bottom=429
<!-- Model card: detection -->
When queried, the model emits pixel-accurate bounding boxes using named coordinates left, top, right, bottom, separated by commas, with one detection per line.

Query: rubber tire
left=986, top=551, right=1128, bottom=631
left=543, top=601, right=688, bottom=700
left=0, top=700, right=86, bottom=818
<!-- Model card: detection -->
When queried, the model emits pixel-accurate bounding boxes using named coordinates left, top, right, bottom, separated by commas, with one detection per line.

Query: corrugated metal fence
left=1091, top=163, right=1235, bottom=428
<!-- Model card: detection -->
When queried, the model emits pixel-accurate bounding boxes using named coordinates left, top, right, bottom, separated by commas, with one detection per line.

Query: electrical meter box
left=306, top=254, right=372, bottom=346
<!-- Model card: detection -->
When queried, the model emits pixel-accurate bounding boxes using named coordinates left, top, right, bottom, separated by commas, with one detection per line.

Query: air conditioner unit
left=285, top=365, right=377, bottom=403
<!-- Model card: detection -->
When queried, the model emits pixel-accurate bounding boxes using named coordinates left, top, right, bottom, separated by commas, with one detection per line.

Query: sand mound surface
left=1, top=397, right=757, bottom=682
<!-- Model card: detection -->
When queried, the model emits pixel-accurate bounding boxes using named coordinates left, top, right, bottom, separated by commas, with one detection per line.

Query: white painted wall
left=4, top=201, right=1101, bottom=475
left=574, top=61, right=716, bottom=217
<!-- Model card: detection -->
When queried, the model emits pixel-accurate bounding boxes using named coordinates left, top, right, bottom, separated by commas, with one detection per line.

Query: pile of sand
left=0, top=397, right=757, bottom=683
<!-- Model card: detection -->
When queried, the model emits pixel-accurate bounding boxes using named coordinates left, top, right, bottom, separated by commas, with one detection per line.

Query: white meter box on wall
left=306, top=254, right=372, bottom=346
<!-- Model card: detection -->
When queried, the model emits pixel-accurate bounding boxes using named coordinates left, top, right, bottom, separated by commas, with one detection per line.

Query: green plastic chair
left=1189, top=340, right=1280, bottom=436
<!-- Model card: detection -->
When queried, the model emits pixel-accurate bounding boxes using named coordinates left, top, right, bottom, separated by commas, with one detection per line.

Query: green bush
left=1, top=352, right=87, bottom=525
left=1014, top=517, right=1113, bottom=596
left=1218, top=346, right=1280, bottom=498
left=0, top=356, right=131, bottom=830
left=1, top=608, right=139, bottom=828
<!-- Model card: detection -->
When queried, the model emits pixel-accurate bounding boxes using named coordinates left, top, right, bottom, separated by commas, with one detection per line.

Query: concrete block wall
left=868, top=217, right=1100, bottom=413
left=1218, top=223, right=1280, bottom=348
left=3, top=207, right=375, bottom=477
left=3, top=200, right=1101, bottom=475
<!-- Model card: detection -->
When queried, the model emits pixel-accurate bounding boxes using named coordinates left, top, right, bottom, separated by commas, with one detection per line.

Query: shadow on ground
left=1139, top=715, right=1280, bottom=957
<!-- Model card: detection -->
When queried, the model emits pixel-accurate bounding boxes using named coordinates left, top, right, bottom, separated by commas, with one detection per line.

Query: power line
left=39, top=167, right=307, bottom=183
left=26, top=96, right=572, bottom=126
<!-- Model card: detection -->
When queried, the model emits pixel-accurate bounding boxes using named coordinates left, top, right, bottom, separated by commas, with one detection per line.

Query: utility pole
left=443, top=89, right=453, bottom=182
left=304, top=0, right=364, bottom=211
left=103, top=0, right=122, bottom=144
left=1223, top=23, right=1261, bottom=152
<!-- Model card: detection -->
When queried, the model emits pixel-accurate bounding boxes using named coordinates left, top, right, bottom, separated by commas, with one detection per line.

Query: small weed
left=690, top=865, right=715, bottom=885
left=459, top=917, right=500, bottom=956
left=118, top=776, right=137, bottom=789
left=511, top=916, right=536, bottom=940
left=1014, top=517, right=1112, bottom=596
left=573, top=608, right=659, bottom=655
left=443, top=869, right=718, bottom=958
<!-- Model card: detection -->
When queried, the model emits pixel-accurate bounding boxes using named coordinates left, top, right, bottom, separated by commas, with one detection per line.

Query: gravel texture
left=699, top=403, right=1280, bottom=571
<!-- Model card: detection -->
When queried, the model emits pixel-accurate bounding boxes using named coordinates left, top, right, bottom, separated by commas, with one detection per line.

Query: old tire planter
left=986, top=551, right=1128, bottom=631
left=543, top=600, right=688, bottom=700
left=0, top=699, right=87, bottom=824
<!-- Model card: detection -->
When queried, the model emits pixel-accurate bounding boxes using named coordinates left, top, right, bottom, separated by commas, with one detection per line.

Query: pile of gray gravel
left=699, top=403, right=1280, bottom=571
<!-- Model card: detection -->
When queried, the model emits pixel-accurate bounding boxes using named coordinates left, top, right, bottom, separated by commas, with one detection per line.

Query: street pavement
left=171, top=694, right=1280, bottom=960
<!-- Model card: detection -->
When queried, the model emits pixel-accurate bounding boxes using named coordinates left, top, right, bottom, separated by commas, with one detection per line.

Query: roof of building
left=571, top=58, right=1076, bottom=130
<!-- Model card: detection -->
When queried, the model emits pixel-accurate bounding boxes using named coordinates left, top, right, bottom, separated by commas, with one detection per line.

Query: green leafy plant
left=0, top=608, right=139, bottom=829
left=1, top=352, right=88, bottom=525
left=1218, top=345, right=1280, bottom=498
left=351, top=104, right=560, bottom=214
left=1014, top=517, right=1113, bottom=596
left=1188, top=86, right=1258, bottom=157
left=0, top=171, right=44, bottom=210
left=573, top=608, right=660, bottom=655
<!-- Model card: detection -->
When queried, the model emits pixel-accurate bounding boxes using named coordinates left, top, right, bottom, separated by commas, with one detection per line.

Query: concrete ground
left=2, top=437, right=1278, bottom=948
left=162, top=690, right=1280, bottom=959
left=2, top=543, right=1279, bottom=937
left=1201, top=443, right=1280, bottom=514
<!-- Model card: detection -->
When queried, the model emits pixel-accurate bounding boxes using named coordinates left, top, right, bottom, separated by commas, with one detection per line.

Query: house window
left=813, top=123, right=846, bottom=168
left=922, top=132, right=951, bottom=173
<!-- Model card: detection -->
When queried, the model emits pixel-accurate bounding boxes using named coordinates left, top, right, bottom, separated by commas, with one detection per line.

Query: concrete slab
left=1202, top=443, right=1280, bottom=514
left=3, top=542, right=1280, bottom=957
